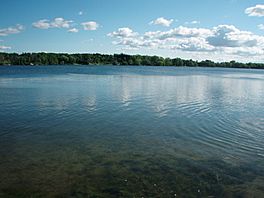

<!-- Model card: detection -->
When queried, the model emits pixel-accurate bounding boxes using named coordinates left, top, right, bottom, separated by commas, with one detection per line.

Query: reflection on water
left=0, top=66, right=264, bottom=197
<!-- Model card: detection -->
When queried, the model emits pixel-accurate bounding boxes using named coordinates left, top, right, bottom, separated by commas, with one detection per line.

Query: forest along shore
left=1, top=53, right=264, bottom=69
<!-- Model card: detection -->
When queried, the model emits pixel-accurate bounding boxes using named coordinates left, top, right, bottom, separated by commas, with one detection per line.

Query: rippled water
left=0, top=66, right=264, bottom=197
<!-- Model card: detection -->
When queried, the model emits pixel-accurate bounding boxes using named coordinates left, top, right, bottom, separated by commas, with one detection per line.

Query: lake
left=0, top=66, right=264, bottom=197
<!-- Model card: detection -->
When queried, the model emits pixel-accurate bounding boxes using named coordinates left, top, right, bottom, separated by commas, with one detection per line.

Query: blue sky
left=0, top=0, right=264, bottom=62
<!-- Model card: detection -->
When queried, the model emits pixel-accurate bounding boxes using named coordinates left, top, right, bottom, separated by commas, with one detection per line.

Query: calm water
left=0, top=66, right=264, bottom=197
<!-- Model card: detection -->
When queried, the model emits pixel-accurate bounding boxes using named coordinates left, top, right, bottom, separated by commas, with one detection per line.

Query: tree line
left=0, top=52, right=263, bottom=69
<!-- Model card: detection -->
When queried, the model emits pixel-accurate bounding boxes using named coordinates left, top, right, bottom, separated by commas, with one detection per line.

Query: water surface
left=0, top=66, right=264, bottom=197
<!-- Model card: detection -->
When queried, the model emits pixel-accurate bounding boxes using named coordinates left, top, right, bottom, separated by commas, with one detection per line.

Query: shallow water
left=0, top=66, right=264, bottom=197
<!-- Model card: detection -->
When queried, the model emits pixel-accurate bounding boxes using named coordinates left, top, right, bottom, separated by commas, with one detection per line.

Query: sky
left=0, top=0, right=264, bottom=62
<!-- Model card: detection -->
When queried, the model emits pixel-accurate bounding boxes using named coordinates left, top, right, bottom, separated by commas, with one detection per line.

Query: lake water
left=0, top=66, right=264, bottom=197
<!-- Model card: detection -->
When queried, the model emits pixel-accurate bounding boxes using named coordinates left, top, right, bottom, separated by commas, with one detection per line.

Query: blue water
left=0, top=66, right=264, bottom=197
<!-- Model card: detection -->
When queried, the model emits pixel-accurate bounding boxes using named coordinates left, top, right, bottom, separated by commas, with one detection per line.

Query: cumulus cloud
left=113, top=37, right=163, bottom=50
left=150, top=17, right=174, bottom=27
left=68, top=28, right=79, bottom=33
left=108, top=25, right=264, bottom=58
left=0, top=45, right=11, bottom=50
left=191, top=21, right=200, bottom=24
left=0, top=24, right=24, bottom=36
left=185, top=20, right=201, bottom=25
left=0, top=40, right=11, bottom=50
left=144, top=26, right=213, bottom=40
left=207, top=25, right=261, bottom=48
left=81, top=21, right=99, bottom=31
left=258, top=24, right=264, bottom=30
left=108, top=27, right=138, bottom=38
left=51, top=18, right=72, bottom=28
left=173, top=37, right=214, bottom=52
left=245, top=4, right=264, bottom=17
left=32, top=20, right=50, bottom=29
left=33, top=18, right=73, bottom=29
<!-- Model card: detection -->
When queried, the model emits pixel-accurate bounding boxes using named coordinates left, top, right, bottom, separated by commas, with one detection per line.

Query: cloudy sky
left=0, top=0, right=264, bottom=62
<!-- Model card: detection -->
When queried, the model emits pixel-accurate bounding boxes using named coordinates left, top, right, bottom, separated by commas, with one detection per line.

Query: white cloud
left=108, top=27, right=138, bottom=38
left=32, top=20, right=50, bottom=29
left=0, top=24, right=24, bottom=36
left=33, top=18, right=73, bottom=29
left=245, top=4, right=264, bottom=17
left=185, top=20, right=201, bottom=25
left=258, top=24, right=264, bottom=30
left=191, top=21, right=200, bottom=24
left=0, top=45, right=11, bottom=50
left=224, top=46, right=264, bottom=56
left=173, top=37, right=214, bottom=52
left=144, top=26, right=213, bottom=40
left=79, top=11, right=83, bottom=16
left=113, top=37, right=162, bottom=50
left=150, top=17, right=174, bottom=27
left=81, top=21, right=99, bottom=31
left=68, top=28, right=79, bottom=33
left=0, top=41, right=10, bottom=51
left=109, top=26, right=213, bottom=51
left=51, top=18, right=72, bottom=28
left=207, top=25, right=261, bottom=48
left=108, top=25, right=264, bottom=59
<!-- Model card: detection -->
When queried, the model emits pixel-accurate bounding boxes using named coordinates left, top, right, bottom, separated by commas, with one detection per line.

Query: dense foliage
left=0, top=52, right=264, bottom=69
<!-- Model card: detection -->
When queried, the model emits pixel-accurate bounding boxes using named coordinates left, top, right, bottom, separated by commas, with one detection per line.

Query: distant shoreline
left=1, top=52, right=264, bottom=69
left=2, top=65, right=264, bottom=71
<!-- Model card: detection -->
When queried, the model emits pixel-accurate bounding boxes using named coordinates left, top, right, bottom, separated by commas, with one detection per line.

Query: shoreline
left=1, top=64, right=264, bottom=71
left=1, top=53, right=264, bottom=70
